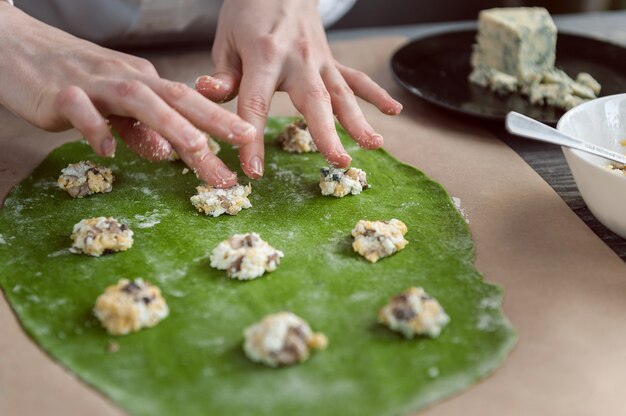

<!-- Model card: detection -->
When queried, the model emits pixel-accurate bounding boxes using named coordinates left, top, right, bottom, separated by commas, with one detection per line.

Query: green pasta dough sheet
left=0, top=118, right=516, bottom=415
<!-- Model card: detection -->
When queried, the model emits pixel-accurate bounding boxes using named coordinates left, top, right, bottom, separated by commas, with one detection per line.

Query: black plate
left=391, top=30, right=626, bottom=124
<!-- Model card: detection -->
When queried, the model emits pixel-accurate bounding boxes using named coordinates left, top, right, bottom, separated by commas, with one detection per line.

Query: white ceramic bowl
left=557, top=93, right=626, bottom=239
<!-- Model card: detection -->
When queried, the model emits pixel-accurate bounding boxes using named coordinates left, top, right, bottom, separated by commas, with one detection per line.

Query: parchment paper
left=1, top=36, right=624, bottom=416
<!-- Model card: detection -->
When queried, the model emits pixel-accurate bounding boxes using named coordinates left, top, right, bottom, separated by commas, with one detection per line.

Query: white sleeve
left=317, top=0, right=357, bottom=27
left=16, top=0, right=355, bottom=45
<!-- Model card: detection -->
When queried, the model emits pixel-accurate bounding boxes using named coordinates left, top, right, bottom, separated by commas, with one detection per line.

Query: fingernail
left=216, top=165, right=237, bottom=182
left=231, top=121, right=255, bottom=137
left=249, top=156, right=264, bottom=177
left=101, top=136, right=116, bottom=157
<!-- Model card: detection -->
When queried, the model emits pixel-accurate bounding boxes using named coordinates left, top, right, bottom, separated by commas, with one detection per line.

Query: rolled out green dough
left=0, top=118, right=516, bottom=416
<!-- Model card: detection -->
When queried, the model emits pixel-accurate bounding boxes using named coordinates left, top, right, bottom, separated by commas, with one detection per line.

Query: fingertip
left=100, top=135, right=117, bottom=157
left=328, top=152, right=352, bottom=168
left=359, top=134, right=384, bottom=150
left=196, top=74, right=235, bottom=103
left=382, top=100, right=403, bottom=115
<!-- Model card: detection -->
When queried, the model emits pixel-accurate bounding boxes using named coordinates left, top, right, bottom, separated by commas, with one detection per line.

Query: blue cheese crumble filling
left=243, top=312, right=328, bottom=367
left=191, top=184, right=252, bottom=217
left=469, top=7, right=601, bottom=110
left=352, top=219, right=408, bottom=263
left=319, top=166, right=369, bottom=197
left=58, top=160, right=114, bottom=198
left=379, top=287, right=450, bottom=338
left=276, top=118, right=318, bottom=153
left=94, top=278, right=169, bottom=336
left=210, top=233, right=284, bottom=280
left=70, top=217, right=133, bottom=257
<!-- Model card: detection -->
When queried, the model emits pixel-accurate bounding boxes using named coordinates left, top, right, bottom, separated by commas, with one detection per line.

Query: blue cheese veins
left=469, top=7, right=601, bottom=110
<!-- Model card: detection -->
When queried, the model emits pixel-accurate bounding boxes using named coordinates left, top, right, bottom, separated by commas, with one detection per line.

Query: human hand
left=0, top=4, right=255, bottom=187
left=196, top=0, right=402, bottom=179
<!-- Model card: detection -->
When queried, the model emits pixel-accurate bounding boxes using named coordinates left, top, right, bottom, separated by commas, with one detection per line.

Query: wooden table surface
left=329, top=11, right=626, bottom=261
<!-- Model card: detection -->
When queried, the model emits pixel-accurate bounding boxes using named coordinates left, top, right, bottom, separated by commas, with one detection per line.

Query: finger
left=99, top=79, right=237, bottom=187
left=286, top=74, right=351, bottom=168
left=322, top=67, right=383, bottom=150
left=108, top=116, right=172, bottom=162
left=236, top=64, right=280, bottom=179
left=55, top=86, right=116, bottom=157
left=143, top=78, right=255, bottom=147
left=336, top=63, right=403, bottom=116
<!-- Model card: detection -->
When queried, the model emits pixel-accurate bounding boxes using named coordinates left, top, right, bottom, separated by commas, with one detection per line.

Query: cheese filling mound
left=352, top=219, right=408, bottom=263
left=379, top=287, right=450, bottom=338
left=70, top=217, right=134, bottom=257
left=94, top=278, right=169, bottom=336
left=243, top=312, right=328, bottom=367
left=276, top=118, right=318, bottom=153
left=319, top=167, right=369, bottom=197
left=210, top=233, right=284, bottom=280
left=190, top=184, right=252, bottom=217
left=58, top=160, right=114, bottom=198
left=469, top=7, right=600, bottom=110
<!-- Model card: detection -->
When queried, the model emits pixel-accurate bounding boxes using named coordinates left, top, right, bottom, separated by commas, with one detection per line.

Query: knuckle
left=331, top=83, right=354, bottom=99
left=115, top=79, right=145, bottom=98
left=306, top=86, right=331, bottom=103
left=295, top=39, right=312, bottom=60
left=155, top=110, right=174, bottom=127
left=134, top=58, right=158, bottom=76
left=258, top=35, right=285, bottom=60
left=163, top=81, right=189, bottom=101
left=354, top=70, right=370, bottom=83
left=55, top=86, right=81, bottom=109
left=241, top=93, right=269, bottom=119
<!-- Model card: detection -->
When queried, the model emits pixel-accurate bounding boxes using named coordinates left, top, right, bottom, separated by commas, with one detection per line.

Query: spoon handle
left=505, top=111, right=626, bottom=165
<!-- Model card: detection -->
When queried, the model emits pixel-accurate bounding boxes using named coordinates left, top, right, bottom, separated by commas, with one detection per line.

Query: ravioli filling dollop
left=244, top=312, right=328, bottom=367
left=379, top=287, right=450, bottom=338
left=94, top=278, right=169, bottom=336
left=58, top=160, right=114, bottom=198
left=319, top=167, right=369, bottom=197
left=276, top=118, right=318, bottom=153
left=210, top=233, right=284, bottom=280
left=352, top=219, right=408, bottom=263
left=191, top=184, right=252, bottom=217
left=70, top=217, right=133, bottom=257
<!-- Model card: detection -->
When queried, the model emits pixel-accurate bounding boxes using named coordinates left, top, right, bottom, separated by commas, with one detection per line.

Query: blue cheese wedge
left=378, top=287, right=450, bottom=338
left=470, top=7, right=601, bottom=110
left=243, top=312, right=328, bottom=367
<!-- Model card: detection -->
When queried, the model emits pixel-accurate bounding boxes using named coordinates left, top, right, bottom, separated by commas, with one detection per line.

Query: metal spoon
left=505, top=111, right=626, bottom=165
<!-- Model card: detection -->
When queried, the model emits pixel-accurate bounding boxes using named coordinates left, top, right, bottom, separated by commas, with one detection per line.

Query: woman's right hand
left=0, top=3, right=255, bottom=187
